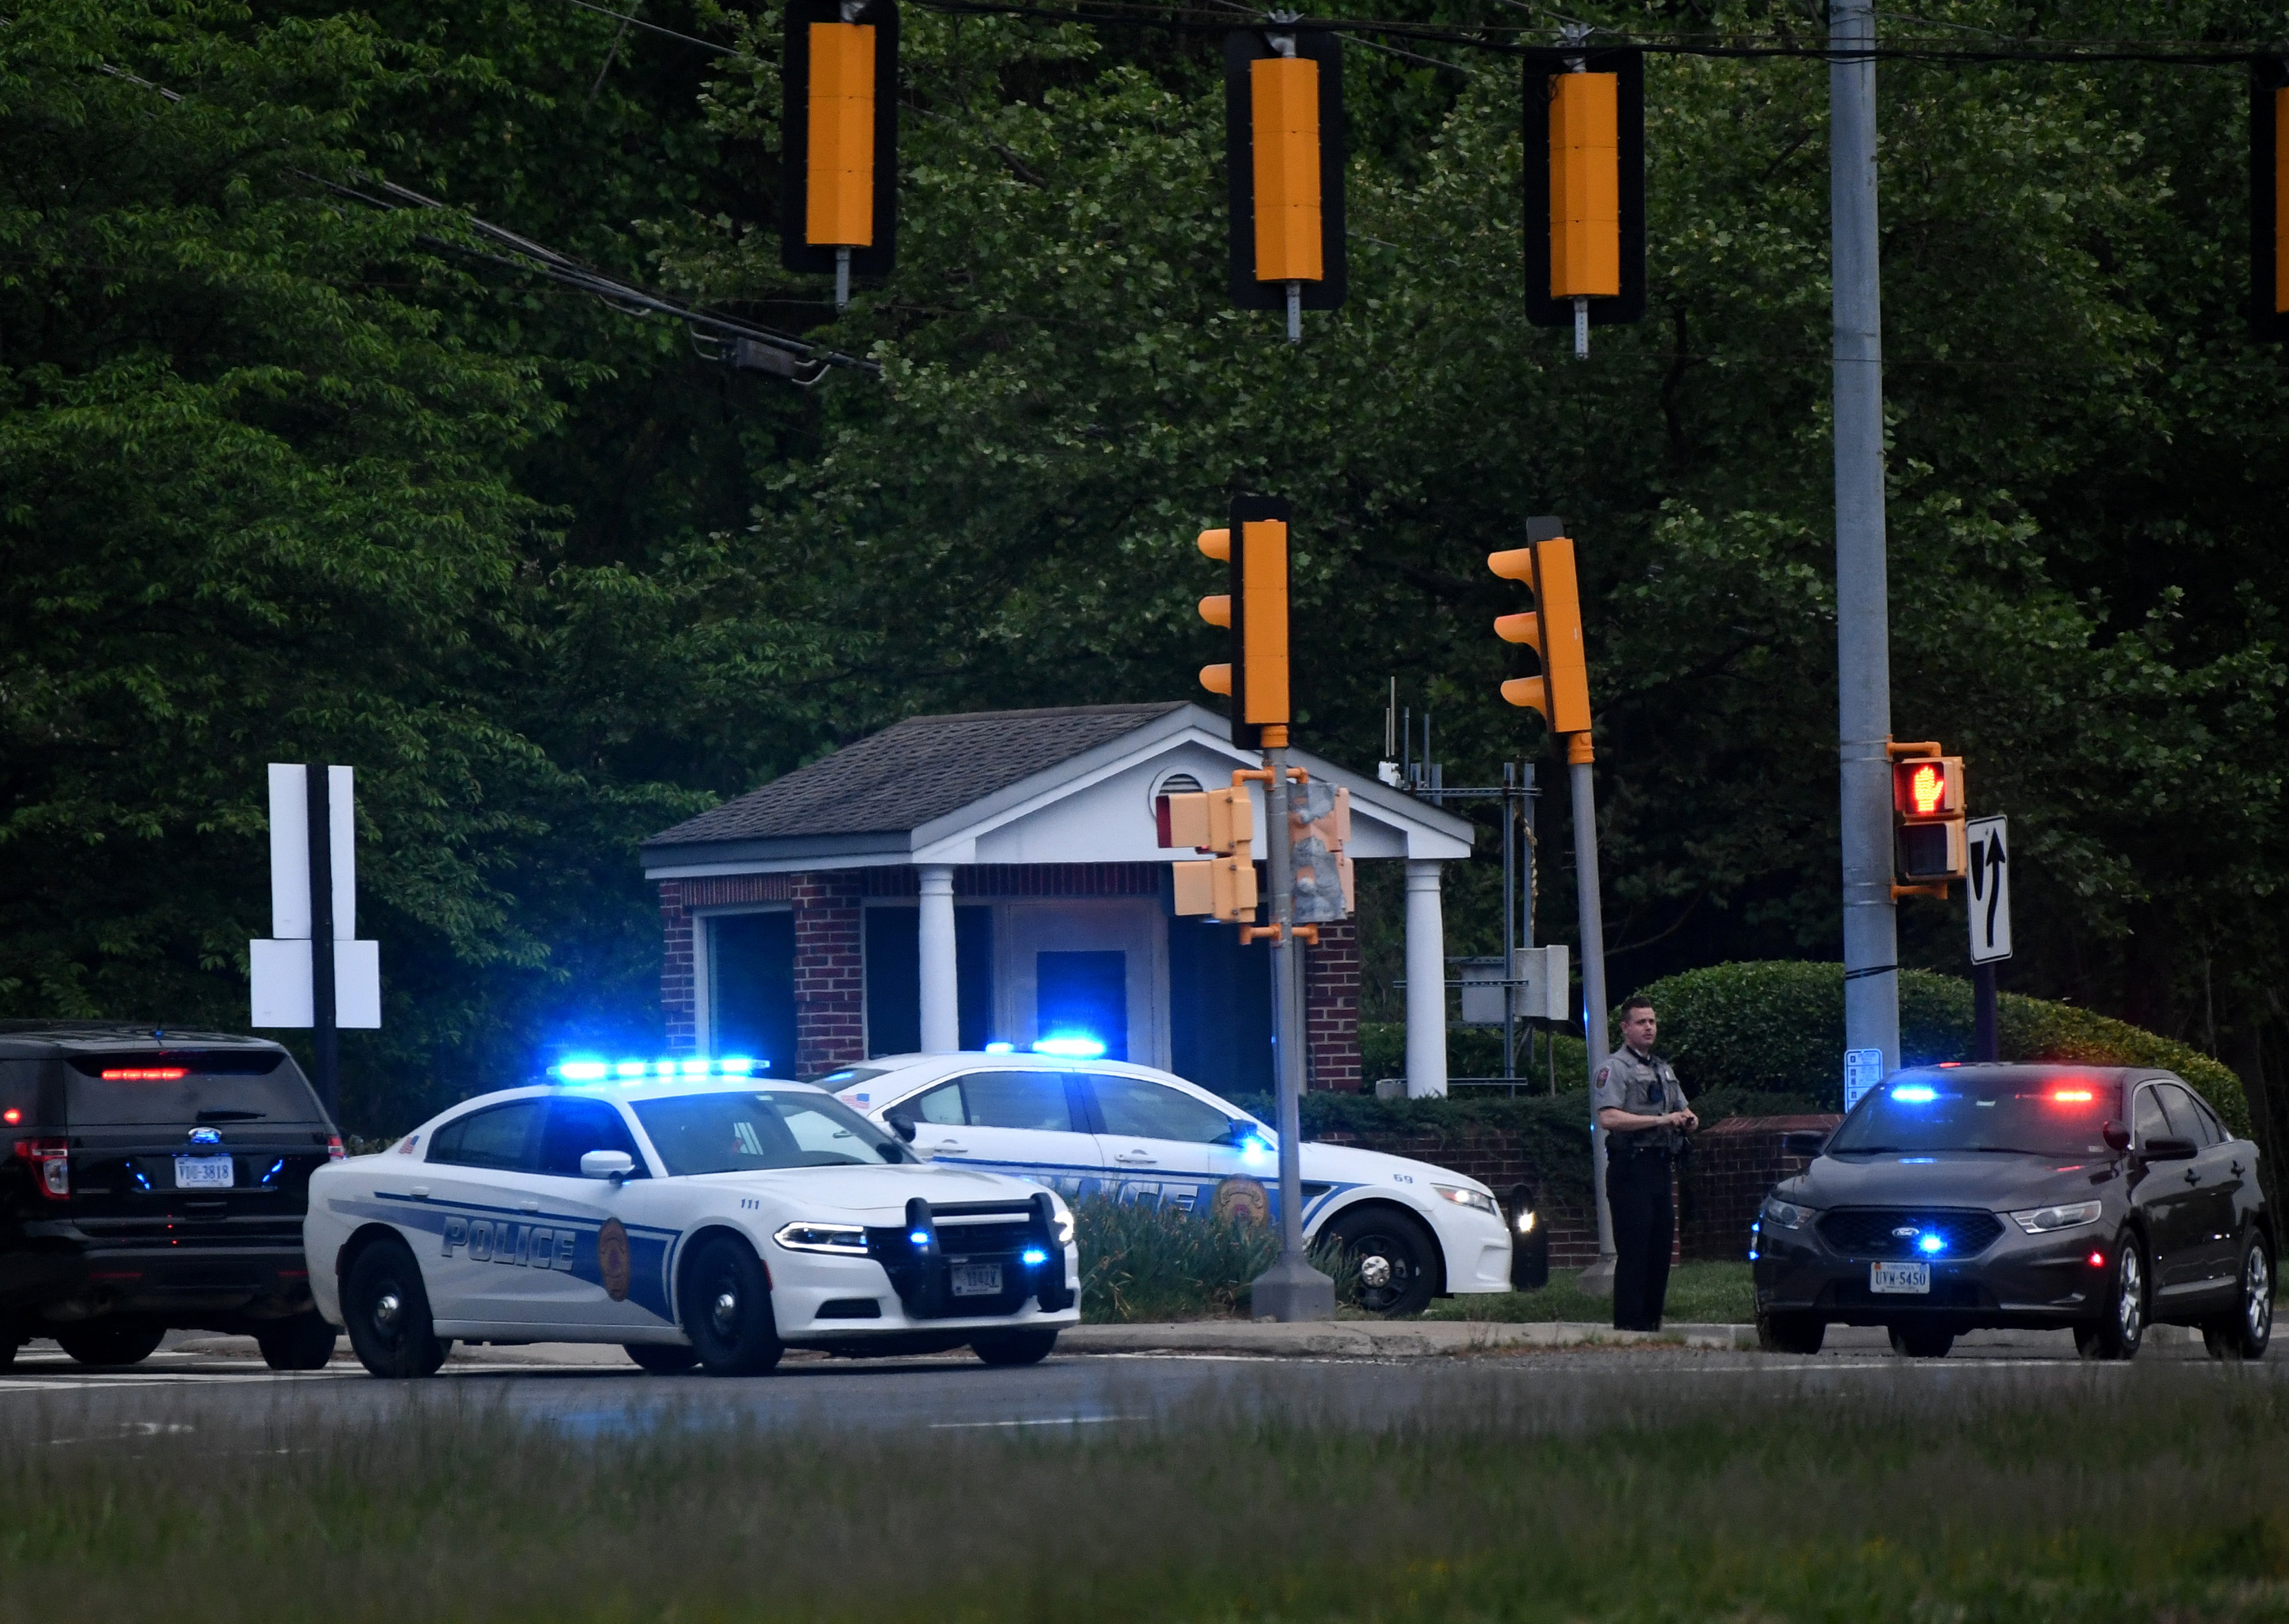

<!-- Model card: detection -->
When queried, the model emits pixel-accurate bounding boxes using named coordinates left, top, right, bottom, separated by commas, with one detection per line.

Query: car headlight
left=774, top=1222, right=869, bottom=1255
left=1432, top=1184, right=1499, bottom=1218
left=1049, top=1194, right=1076, bottom=1248
left=2008, top=1200, right=2103, bottom=1234
left=1761, top=1195, right=1817, bottom=1230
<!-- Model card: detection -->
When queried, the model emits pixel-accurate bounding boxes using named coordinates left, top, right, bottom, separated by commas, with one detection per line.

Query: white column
left=917, top=864, right=960, bottom=1053
left=1404, top=859, right=1448, bottom=1098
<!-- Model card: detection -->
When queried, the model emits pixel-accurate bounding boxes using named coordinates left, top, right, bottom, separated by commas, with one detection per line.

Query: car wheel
left=971, top=1329, right=1059, bottom=1367
left=1887, top=1325, right=1955, bottom=1359
left=624, top=1342, right=702, bottom=1375
left=678, top=1235, right=782, bottom=1377
left=54, top=1321, right=166, bottom=1367
left=2202, top=1235, right=2273, bottom=1361
left=342, top=1237, right=450, bottom=1379
left=1322, top=1206, right=1440, bottom=1317
left=2075, top=1229, right=2147, bottom=1362
left=255, top=1312, right=340, bottom=1371
left=1756, top=1311, right=1825, bottom=1355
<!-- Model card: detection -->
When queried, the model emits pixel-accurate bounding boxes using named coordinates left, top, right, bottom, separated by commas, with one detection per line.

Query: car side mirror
left=885, top=1112, right=917, bottom=1144
left=2143, top=1134, right=2198, bottom=1163
left=2102, top=1119, right=2132, bottom=1154
left=1222, top=1119, right=1264, bottom=1147
left=580, top=1149, right=635, bottom=1180
left=1781, top=1130, right=1828, bottom=1160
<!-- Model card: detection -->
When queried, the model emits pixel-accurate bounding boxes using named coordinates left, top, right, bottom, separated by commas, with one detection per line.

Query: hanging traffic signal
left=2255, top=59, right=2289, bottom=342
left=1891, top=748, right=1968, bottom=886
left=1196, top=496, right=1291, bottom=750
left=1487, top=516, right=1592, bottom=738
left=781, top=0, right=900, bottom=306
left=1161, top=787, right=1259, bottom=922
left=1522, top=49, right=1644, bottom=354
left=1224, top=29, right=1346, bottom=339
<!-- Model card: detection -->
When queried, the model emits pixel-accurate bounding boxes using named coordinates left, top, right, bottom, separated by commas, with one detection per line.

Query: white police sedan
left=819, top=1051, right=1513, bottom=1316
left=305, top=1070, right=1079, bottom=1377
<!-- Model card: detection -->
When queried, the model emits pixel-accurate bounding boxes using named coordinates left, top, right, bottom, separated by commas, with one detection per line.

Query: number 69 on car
left=304, top=1075, right=1081, bottom=1377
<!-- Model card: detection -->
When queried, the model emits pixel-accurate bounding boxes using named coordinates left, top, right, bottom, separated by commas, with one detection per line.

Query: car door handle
left=1114, top=1150, right=1156, bottom=1165
left=409, top=1186, right=429, bottom=1200
left=2184, top=1168, right=2201, bottom=1185
left=932, top=1141, right=971, bottom=1155
left=519, top=1199, right=541, bottom=1214
left=2233, top=1161, right=2246, bottom=1176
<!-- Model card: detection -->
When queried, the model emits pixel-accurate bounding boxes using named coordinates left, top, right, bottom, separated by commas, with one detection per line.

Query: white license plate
left=174, top=1155, right=235, bottom=1189
left=950, top=1263, right=1003, bottom=1297
left=1871, top=1260, right=1930, bottom=1294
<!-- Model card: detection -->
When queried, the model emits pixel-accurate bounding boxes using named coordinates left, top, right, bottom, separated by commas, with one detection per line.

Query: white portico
left=641, top=703, right=1474, bottom=1096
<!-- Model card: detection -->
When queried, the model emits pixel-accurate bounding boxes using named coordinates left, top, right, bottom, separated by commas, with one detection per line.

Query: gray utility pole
left=1831, top=0, right=1901, bottom=1075
left=305, top=764, right=339, bottom=1117
left=1251, top=732, right=1335, bottom=1320
left=1569, top=728, right=1616, bottom=1289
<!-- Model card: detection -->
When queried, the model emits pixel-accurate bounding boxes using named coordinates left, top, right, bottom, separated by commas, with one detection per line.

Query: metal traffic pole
left=1831, top=0, right=1902, bottom=1077
left=304, top=761, right=339, bottom=1119
left=1567, top=731, right=1616, bottom=1291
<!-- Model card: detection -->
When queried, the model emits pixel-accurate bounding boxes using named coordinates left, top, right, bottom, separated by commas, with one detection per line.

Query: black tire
left=1323, top=1206, right=1441, bottom=1317
left=971, top=1329, right=1059, bottom=1367
left=54, top=1321, right=165, bottom=1368
left=342, top=1236, right=451, bottom=1379
left=2202, top=1234, right=2273, bottom=1361
left=678, top=1235, right=782, bottom=1377
left=1887, top=1325, right=1955, bottom=1359
left=1756, top=1311, right=1826, bottom=1355
left=2074, top=1228, right=2148, bottom=1362
left=625, top=1342, right=702, bottom=1374
left=256, top=1313, right=340, bottom=1372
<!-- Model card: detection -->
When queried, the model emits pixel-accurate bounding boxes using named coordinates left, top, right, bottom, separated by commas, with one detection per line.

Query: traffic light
left=1290, top=779, right=1352, bottom=925
left=1487, top=516, right=1592, bottom=738
left=781, top=0, right=899, bottom=305
left=1195, top=495, right=1291, bottom=750
left=2256, top=59, right=2289, bottom=343
left=1522, top=49, right=1644, bottom=352
left=1161, top=787, right=1259, bottom=922
left=1892, top=750, right=1968, bottom=885
left=1224, top=29, right=1346, bottom=337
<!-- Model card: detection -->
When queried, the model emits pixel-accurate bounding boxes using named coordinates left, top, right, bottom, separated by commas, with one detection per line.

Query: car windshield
left=1828, top=1074, right=2121, bottom=1158
left=632, top=1090, right=911, bottom=1175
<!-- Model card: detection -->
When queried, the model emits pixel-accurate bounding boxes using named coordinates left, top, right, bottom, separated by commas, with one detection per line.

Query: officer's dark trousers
left=1607, top=1146, right=1674, bottom=1331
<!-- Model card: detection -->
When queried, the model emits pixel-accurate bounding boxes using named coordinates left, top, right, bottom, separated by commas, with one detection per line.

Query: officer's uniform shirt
left=1594, top=1045, right=1688, bottom=1154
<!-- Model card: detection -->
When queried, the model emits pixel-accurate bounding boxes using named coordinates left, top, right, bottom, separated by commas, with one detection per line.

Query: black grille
left=934, top=1220, right=1032, bottom=1259
left=1817, top=1208, right=2005, bottom=1259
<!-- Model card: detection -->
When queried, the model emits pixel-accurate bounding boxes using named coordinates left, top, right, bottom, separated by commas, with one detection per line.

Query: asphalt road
left=0, top=1328, right=2278, bottom=1443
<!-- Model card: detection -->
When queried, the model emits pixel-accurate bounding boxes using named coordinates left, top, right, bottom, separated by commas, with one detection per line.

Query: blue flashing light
left=1917, top=1233, right=1946, bottom=1255
left=261, top=1157, right=285, bottom=1185
left=983, top=1041, right=1015, bottom=1054
left=1020, top=1247, right=1049, bottom=1266
left=614, top=1061, right=646, bottom=1079
left=556, top=1055, right=774, bottom=1086
left=1033, top=1035, right=1106, bottom=1059
left=1747, top=1248, right=1759, bottom=1261
left=1239, top=1136, right=1273, bottom=1161
left=1892, top=1084, right=1938, bottom=1103
left=908, top=1229, right=932, bottom=1248
left=716, top=1056, right=759, bottom=1076
left=553, top=1060, right=610, bottom=1082
left=1900, top=1156, right=1936, bottom=1164
left=680, top=1059, right=710, bottom=1077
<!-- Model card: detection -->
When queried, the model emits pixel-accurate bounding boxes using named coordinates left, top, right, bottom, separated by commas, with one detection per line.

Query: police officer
left=1594, top=994, right=1697, bottom=1331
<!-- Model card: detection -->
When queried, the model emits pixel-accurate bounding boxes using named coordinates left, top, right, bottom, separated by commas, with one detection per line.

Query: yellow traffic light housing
left=1890, top=743, right=1968, bottom=892
left=1548, top=71, right=1620, bottom=301
left=1488, top=518, right=1592, bottom=738
left=1523, top=49, right=1644, bottom=350
left=781, top=0, right=900, bottom=301
left=1159, top=784, right=1260, bottom=923
left=1224, top=30, right=1347, bottom=334
left=2255, top=61, right=2289, bottom=342
left=1195, top=499, right=1291, bottom=749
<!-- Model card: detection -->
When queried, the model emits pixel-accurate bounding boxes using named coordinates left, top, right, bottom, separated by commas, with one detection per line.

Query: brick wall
left=1304, top=918, right=1361, bottom=1093
left=1678, top=1113, right=1842, bottom=1262
left=792, top=871, right=867, bottom=1074
left=659, top=873, right=795, bottom=1054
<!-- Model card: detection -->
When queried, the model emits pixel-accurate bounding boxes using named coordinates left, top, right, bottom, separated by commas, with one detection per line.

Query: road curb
left=1059, top=1320, right=1761, bottom=1356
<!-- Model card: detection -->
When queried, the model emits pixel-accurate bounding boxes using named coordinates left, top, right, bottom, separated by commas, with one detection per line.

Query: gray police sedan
left=1752, top=1064, right=2270, bottom=1360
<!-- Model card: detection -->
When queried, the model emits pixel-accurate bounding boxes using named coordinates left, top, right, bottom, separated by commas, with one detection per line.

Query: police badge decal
left=597, top=1217, right=632, bottom=1302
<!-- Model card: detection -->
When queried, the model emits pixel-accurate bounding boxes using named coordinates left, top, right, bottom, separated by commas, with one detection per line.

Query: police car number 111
left=1871, top=1261, right=1931, bottom=1293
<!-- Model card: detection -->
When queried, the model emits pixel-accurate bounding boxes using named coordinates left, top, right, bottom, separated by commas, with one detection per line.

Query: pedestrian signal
left=1290, top=779, right=1353, bottom=924
left=1891, top=750, right=1968, bottom=885
left=1171, top=856, right=1260, bottom=922
left=781, top=0, right=900, bottom=300
left=1158, top=787, right=1253, bottom=855
left=1488, top=516, right=1592, bottom=738
left=1195, top=498, right=1291, bottom=750
left=1522, top=49, right=1644, bottom=348
left=1224, top=29, right=1346, bottom=333
left=2255, top=59, right=2289, bottom=342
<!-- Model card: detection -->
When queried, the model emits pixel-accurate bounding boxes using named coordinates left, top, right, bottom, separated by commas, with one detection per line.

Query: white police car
left=821, top=1050, right=1514, bottom=1316
left=304, top=1066, right=1079, bottom=1377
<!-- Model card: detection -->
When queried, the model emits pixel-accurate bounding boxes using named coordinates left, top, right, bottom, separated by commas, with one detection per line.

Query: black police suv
left=1, top=1024, right=344, bottom=1370
left=1752, top=1064, right=2271, bottom=1361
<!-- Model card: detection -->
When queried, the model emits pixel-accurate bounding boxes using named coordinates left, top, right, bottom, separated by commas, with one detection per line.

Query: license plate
left=1871, top=1260, right=1930, bottom=1294
left=950, top=1263, right=1003, bottom=1297
left=174, top=1155, right=235, bottom=1189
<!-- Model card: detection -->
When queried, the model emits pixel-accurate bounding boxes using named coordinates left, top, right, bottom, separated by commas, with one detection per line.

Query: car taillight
left=13, top=1138, right=70, bottom=1200
left=326, top=1136, right=345, bottom=1162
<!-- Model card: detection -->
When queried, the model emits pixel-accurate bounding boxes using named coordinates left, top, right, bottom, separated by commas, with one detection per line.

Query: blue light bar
left=983, top=1041, right=1015, bottom=1055
left=1033, top=1036, right=1106, bottom=1059
left=1892, top=1084, right=1937, bottom=1103
left=548, top=1056, right=771, bottom=1084
left=553, top=1060, right=609, bottom=1082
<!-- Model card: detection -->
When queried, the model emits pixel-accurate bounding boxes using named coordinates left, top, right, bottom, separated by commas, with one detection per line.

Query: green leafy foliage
left=1074, top=1192, right=1356, bottom=1320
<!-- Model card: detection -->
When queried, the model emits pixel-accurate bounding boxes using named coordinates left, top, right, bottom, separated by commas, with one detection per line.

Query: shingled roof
left=642, top=703, right=1189, bottom=848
